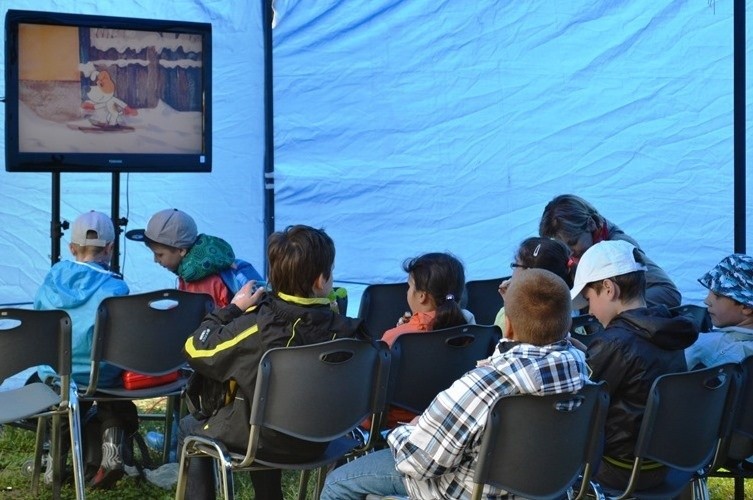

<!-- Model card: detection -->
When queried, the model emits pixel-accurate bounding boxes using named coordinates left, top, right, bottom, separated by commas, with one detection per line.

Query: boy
left=685, top=254, right=753, bottom=369
left=321, top=268, right=590, bottom=499
left=179, top=224, right=369, bottom=500
left=126, top=208, right=262, bottom=308
left=570, top=240, right=697, bottom=490
left=540, top=194, right=681, bottom=308
left=35, top=210, right=136, bottom=489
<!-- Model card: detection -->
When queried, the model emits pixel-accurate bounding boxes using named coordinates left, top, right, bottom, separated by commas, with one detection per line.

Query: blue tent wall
left=0, top=0, right=751, bottom=309
left=0, top=0, right=267, bottom=304
left=272, top=0, right=750, bottom=304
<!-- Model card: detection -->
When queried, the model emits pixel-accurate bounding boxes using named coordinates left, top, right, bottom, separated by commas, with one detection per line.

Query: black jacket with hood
left=586, top=305, right=698, bottom=463
left=183, top=291, right=370, bottom=459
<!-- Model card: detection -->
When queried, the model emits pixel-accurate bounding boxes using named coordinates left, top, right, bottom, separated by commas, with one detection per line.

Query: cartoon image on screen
left=17, top=23, right=205, bottom=155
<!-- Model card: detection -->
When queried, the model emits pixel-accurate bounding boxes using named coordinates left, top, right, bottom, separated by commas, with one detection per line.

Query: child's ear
left=504, top=315, right=515, bottom=340
left=68, top=243, right=78, bottom=258
left=741, top=305, right=753, bottom=317
left=311, top=273, right=328, bottom=297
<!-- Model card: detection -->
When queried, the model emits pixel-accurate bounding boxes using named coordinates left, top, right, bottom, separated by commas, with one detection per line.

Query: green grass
left=0, top=406, right=312, bottom=499
left=1, top=413, right=752, bottom=499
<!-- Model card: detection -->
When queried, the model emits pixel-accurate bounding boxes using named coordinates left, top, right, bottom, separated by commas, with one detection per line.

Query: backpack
left=219, top=259, right=263, bottom=295
left=184, top=371, right=231, bottom=420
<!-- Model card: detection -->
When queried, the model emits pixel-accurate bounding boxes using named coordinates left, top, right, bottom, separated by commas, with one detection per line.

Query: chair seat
left=193, top=435, right=362, bottom=471
left=0, top=382, right=61, bottom=422
left=90, top=375, right=189, bottom=399
left=600, top=468, right=695, bottom=499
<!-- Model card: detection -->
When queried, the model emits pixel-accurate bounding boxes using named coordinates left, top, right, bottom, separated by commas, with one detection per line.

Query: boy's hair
left=505, top=268, right=571, bottom=345
left=586, top=248, right=647, bottom=303
left=403, top=252, right=467, bottom=331
left=515, top=237, right=574, bottom=287
left=539, top=194, right=605, bottom=241
left=71, top=230, right=112, bottom=264
left=267, top=225, right=335, bottom=297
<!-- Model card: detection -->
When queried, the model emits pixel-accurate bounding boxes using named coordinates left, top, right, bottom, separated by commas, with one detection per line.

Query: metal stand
left=50, top=172, right=127, bottom=273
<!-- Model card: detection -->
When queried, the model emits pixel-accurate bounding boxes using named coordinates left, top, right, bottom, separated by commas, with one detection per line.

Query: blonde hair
left=71, top=230, right=111, bottom=263
left=504, top=268, right=572, bottom=345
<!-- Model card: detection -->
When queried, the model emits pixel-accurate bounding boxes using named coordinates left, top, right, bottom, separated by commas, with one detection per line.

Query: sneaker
left=89, top=466, right=124, bottom=489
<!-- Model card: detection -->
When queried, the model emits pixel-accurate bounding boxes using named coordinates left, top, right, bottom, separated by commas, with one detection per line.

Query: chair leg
left=734, top=476, right=745, bottom=500
left=175, top=444, right=190, bottom=499
left=50, top=413, right=62, bottom=499
left=31, top=416, right=47, bottom=495
left=298, top=469, right=311, bottom=500
left=216, top=454, right=234, bottom=500
left=163, top=395, right=179, bottom=464
left=314, top=465, right=328, bottom=500
left=68, top=394, right=86, bottom=500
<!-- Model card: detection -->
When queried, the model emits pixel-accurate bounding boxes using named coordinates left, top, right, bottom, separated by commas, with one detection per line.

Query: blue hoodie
left=34, top=260, right=129, bottom=388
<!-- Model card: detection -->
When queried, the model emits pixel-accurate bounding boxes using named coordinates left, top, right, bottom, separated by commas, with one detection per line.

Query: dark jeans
left=178, top=414, right=283, bottom=500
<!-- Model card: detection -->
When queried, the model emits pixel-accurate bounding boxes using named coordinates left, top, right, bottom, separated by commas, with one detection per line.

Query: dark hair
left=515, top=237, right=574, bottom=287
left=404, top=252, right=467, bottom=330
left=267, top=225, right=335, bottom=297
left=587, top=248, right=647, bottom=303
left=505, top=268, right=571, bottom=345
left=539, top=194, right=605, bottom=243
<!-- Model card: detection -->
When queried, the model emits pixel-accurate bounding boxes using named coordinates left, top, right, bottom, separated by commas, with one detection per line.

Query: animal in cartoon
left=81, top=70, right=137, bottom=127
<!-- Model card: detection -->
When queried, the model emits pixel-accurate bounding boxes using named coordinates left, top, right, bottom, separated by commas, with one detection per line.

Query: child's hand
left=231, top=281, right=264, bottom=310
left=397, top=311, right=412, bottom=326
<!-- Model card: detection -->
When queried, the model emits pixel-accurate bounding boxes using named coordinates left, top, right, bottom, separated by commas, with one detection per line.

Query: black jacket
left=183, top=291, right=369, bottom=455
left=586, top=306, right=698, bottom=462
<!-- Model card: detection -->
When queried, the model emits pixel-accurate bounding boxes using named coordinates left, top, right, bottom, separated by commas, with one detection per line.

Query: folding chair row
left=0, top=289, right=214, bottom=498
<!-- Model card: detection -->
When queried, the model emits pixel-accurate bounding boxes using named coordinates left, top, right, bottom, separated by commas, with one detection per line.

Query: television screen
left=4, top=10, right=212, bottom=172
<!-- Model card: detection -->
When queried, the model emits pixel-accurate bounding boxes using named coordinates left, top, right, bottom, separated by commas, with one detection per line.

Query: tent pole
left=262, top=0, right=275, bottom=275
left=734, top=0, right=746, bottom=253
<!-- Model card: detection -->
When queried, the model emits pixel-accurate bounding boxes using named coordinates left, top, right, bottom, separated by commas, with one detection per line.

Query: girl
left=382, top=252, right=471, bottom=346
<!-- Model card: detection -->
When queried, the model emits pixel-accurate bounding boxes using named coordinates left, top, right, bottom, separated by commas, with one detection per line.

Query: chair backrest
left=357, top=283, right=409, bottom=338
left=473, top=382, right=609, bottom=500
left=569, top=314, right=603, bottom=347
left=464, top=278, right=508, bottom=326
left=669, top=304, right=713, bottom=333
left=249, top=338, right=390, bottom=442
left=0, top=308, right=72, bottom=383
left=91, top=289, right=213, bottom=376
left=389, top=324, right=501, bottom=414
left=635, top=363, right=738, bottom=472
left=718, top=355, right=753, bottom=462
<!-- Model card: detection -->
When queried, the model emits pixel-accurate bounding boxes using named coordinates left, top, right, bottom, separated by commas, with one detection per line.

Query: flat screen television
left=4, top=9, right=212, bottom=172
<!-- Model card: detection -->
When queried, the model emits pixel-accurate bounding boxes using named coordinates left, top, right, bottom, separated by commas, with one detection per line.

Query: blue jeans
left=320, top=449, right=408, bottom=500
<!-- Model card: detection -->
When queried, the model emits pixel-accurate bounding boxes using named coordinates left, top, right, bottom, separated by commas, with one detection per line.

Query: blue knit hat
left=698, top=254, right=753, bottom=308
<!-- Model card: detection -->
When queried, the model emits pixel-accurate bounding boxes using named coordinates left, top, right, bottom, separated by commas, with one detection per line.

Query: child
left=540, top=194, right=681, bottom=308
left=685, top=254, right=753, bottom=369
left=178, top=224, right=369, bottom=500
left=321, top=268, right=590, bottom=499
left=127, top=209, right=265, bottom=460
left=374, top=252, right=471, bottom=429
left=494, top=236, right=573, bottom=332
left=34, top=210, right=136, bottom=489
left=381, top=252, right=470, bottom=346
left=570, top=240, right=697, bottom=490
left=126, top=208, right=262, bottom=308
